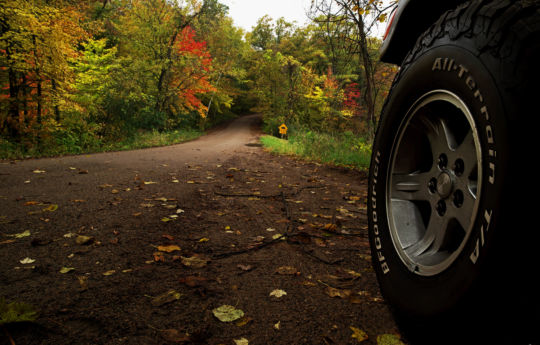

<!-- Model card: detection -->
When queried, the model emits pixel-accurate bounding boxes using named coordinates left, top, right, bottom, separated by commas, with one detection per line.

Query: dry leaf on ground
left=157, top=245, right=181, bottom=253
left=151, top=290, right=182, bottom=307
left=181, top=255, right=209, bottom=268
left=212, top=305, right=244, bottom=322
left=350, top=326, right=368, bottom=342
left=269, top=289, right=287, bottom=298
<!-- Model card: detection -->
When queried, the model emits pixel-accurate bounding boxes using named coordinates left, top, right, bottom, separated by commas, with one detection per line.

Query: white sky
left=220, top=0, right=313, bottom=32
left=219, top=0, right=387, bottom=37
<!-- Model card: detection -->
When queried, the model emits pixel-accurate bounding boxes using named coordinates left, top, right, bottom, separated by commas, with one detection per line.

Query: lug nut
left=454, top=159, right=464, bottom=176
left=453, top=189, right=464, bottom=208
left=428, top=178, right=437, bottom=193
left=438, top=154, right=448, bottom=169
left=436, top=200, right=447, bottom=216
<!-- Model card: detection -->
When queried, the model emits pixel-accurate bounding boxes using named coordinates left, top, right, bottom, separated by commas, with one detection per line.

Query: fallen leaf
left=236, top=316, right=253, bottom=327
left=151, top=290, right=182, bottom=306
left=269, top=289, right=287, bottom=298
left=24, top=201, right=40, bottom=206
left=33, top=169, right=46, bottom=174
left=275, top=266, right=298, bottom=275
left=237, top=264, right=253, bottom=271
left=20, top=257, right=35, bottom=264
left=111, top=189, right=119, bottom=194
left=76, top=235, right=94, bottom=245
left=43, top=204, right=58, bottom=212
left=157, top=245, right=181, bottom=253
left=325, top=286, right=352, bottom=298
left=181, top=255, right=209, bottom=268
left=77, top=276, right=88, bottom=291
left=351, top=326, right=368, bottom=342
left=274, top=321, right=281, bottom=330
left=0, top=240, right=15, bottom=245
left=60, top=267, right=75, bottom=274
left=161, top=217, right=172, bottom=222
left=161, top=329, right=190, bottom=342
left=153, top=252, right=166, bottom=262
left=376, top=334, right=405, bottom=345
left=178, top=276, right=207, bottom=288
left=212, top=305, right=244, bottom=322
left=103, top=270, right=116, bottom=276
left=99, top=184, right=113, bottom=188
left=8, top=230, right=31, bottom=238
left=144, top=181, right=158, bottom=185
left=234, top=338, right=249, bottom=345
left=78, top=169, right=89, bottom=174
left=162, top=234, right=174, bottom=241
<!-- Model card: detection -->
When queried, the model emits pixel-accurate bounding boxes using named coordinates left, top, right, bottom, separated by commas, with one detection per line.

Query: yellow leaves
left=376, top=334, right=405, bottom=345
left=180, top=255, right=209, bottom=268
left=212, top=305, right=244, bottom=322
left=157, top=245, right=181, bottom=253
left=42, top=204, right=58, bottom=212
left=351, top=326, right=369, bottom=342
left=275, top=266, right=299, bottom=275
left=269, top=289, right=287, bottom=298
left=75, top=235, right=94, bottom=245
left=20, top=257, right=36, bottom=264
left=59, top=267, right=75, bottom=274
left=151, top=290, right=182, bottom=307
left=7, top=230, right=31, bottom=239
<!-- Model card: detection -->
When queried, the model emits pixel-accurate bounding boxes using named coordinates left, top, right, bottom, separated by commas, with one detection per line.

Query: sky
left=219, top=0, right=387, bottom=37
left=219, top=0, right=313, bottom=32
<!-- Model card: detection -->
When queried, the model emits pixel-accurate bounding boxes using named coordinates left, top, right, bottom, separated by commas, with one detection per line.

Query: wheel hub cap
left=436, top=171, right=453, bottom=199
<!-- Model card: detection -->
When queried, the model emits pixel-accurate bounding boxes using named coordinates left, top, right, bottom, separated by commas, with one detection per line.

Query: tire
left=368, top=1, right=539, bottom=343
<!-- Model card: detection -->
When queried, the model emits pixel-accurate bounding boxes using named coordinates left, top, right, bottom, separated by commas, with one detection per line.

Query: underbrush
left=260, top=130, right=372, bottom=170
left=0, top=129, right=203, bottom=160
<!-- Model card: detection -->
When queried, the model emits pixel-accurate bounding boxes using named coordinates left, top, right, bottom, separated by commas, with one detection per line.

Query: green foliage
left=0, top=297, right=38, bottom=325
left=260, top=130, right=372, bottom=170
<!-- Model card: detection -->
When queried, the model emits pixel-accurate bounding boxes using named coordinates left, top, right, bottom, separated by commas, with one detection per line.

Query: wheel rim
left=387, top=90, right=482, bottom=276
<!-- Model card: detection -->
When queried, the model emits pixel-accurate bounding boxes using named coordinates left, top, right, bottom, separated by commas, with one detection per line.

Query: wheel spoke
left=450, top=187, right=476, bottom=231
left=391, top=171, right=432, bottom=202
left=404, top=212, right=447, bottom=257
left=421, top=116, right=457, bottom=156
left=454, top=131, right=478, bottom=178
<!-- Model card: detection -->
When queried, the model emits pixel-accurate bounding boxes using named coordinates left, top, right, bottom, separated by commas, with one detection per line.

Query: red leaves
left=171, top=26, right=215, bottom=117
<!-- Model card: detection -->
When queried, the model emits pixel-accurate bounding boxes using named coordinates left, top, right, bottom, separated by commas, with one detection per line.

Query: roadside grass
left=0, top=129, right=203, bottom=160
left=260, top=130, right=372, bottom=171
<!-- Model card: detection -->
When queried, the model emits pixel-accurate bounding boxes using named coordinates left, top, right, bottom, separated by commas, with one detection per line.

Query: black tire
left=368, top=1, right=539, bottom=343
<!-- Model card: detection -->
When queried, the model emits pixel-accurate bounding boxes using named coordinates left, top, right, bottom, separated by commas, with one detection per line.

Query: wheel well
left=381, top=0, right=469, bottom=65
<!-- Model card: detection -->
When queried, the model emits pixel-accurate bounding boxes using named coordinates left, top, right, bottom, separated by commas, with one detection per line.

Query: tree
left=0, top=0, right=84, bottom=140
left=310, top=0, right=396, bottom=137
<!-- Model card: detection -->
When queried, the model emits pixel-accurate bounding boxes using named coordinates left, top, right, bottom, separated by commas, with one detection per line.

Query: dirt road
left=0, top=115, right=405, bottom=345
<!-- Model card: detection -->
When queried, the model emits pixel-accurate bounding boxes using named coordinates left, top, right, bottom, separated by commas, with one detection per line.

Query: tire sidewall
left=368, top=42, right=509, bottom=316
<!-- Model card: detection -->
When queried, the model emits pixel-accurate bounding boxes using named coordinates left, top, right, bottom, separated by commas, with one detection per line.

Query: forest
left=0, top=0, right=397, bottom=164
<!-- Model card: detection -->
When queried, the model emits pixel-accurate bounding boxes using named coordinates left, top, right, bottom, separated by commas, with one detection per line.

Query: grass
left=0, top=129, right=204, bottom=160
left=260, top=130, right=372, bottom=171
